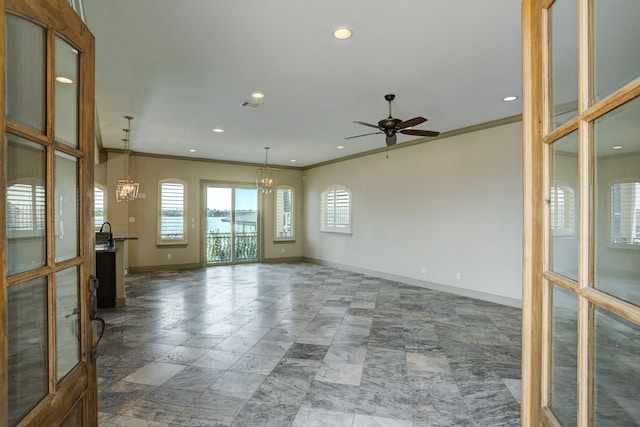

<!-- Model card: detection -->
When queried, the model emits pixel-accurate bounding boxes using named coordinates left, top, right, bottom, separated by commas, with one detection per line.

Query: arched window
left=320, top=184, right=351, bottom=234
left=158, top=179, right=187, bottom=245
left=275, top=186, right=295, bottom=241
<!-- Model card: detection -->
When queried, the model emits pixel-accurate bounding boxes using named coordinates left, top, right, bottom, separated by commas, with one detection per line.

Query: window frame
left=274, top=185, right=295, bottom=242
left=320, top=184, right=352, bottom=235
left=94, top=185, right=106, bottom=231
left=609, top=178, right=640, bottom=249
left=157, top=178, right=188, bottom=245
left=6, top=178, right=46, bottom=239
left=550, top=181, right=576, bottom=237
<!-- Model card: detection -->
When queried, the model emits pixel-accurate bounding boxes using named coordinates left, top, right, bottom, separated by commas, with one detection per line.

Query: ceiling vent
left=240, top=100, right=261, bottom=109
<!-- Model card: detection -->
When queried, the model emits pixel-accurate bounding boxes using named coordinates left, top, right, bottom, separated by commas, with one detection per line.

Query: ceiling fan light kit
left=346, top=94, right=440, bottom=146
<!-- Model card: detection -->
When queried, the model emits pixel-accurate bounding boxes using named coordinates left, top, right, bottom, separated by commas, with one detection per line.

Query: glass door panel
left=55, top=266, right=81, bottom=381
left=549, top=285, right=578, bottom=426
left=54, top=151, right=79, bottom=262
left=5, top=14, right=46, bottom=133
left=3, top=0, right=97, bottom=424
left=548, top=0, right=578, bottom=129
left=7, top=278, right=48, bottom=426
left=234, top=188, right=258, bottom=261
left=549, top=131, right=580, bottom=280
left=594, top=97, right=640, bottom=307
left=594, top=0, right=640, bottom=103
left=207, top=187, right=232, bottom=263
left=6, top=135, right=46, bottom=276
left=54, top=36, right=79, bottom=147
left=594, top=306, right=640, bottom=425
left=526, top=0, right=640, bottom=424
left=205, top=186, right=258, bottom=264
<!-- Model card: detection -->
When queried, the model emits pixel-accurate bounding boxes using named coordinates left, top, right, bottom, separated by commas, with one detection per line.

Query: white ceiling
left=84, top=0, right=523, bottom=167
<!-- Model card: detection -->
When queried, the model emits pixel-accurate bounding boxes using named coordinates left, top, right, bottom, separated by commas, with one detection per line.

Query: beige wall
left=303, top=121, right=524, bottom=304
left=99, top=154, right=304, bottom=270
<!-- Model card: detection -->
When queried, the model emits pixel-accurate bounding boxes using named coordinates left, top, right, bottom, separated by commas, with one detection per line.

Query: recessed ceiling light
left=251, top=92, right=265, bottom=99
left=55, top=76, right=74, bottom=84
left=503, top=96, right=518, bottom=102
left=189, top=149, right=196, bottom=152
left=212, top=128, right=224, bottom=133
left=337, top=145, right=344, bottom=149
left=290, top=159, right=297, bottom=163
left=612, top=145, right=623, bottom=150
left=332, top=28, right=352, bottom=40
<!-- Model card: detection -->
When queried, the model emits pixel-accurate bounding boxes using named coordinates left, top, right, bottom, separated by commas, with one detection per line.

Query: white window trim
left=320, top=184, right=352, bottom=235
left=157, top=178, right=188, bottom=245
left=274, top=185, right=295, bottom=242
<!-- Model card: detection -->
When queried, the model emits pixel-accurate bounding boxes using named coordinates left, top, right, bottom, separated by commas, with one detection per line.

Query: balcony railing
left=207, top=232, right=258, bottom=263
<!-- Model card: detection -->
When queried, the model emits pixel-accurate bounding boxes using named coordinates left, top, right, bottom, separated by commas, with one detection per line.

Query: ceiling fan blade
left=397, top=116, right=427, bottom=129
left=400, top=129, right=440, bottom=137
left=386, top=134, right=397, bottom=146
left=354, top=121, right=380, bottom=129
left=345, top=131, right=383, bottom=139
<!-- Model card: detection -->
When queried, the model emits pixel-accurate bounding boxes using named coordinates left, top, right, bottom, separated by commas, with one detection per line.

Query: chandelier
left=255, top=147, right=278, bottom=194
left=115, top=115, right=140, bottom=202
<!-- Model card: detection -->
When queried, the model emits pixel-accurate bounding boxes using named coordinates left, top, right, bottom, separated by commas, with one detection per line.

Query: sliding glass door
left=204, top=185, right=258, bottom=264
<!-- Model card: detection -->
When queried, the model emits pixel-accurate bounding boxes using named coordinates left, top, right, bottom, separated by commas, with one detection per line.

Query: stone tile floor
left=97, top=263, right=521, bottom=426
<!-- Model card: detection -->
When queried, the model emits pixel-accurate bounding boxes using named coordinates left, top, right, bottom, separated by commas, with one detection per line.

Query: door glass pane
left=6, top=135, right=46, bottom=276
left=594, top=0, right=640, bottom=103
left=549, top=285, right=578, bottom=426
left=56, top=267, right=81, bottom=381
left=549, top=131, right=579, bottom=280
left=207, top=187, right=232, bottom=263
left=548, top=0, right=578, bottom=129
left=55, top=36, right=79, bottom=147
left=594, top=97, right=640, bottom=307
left=235, top=188, right=258, bottom=261
left=8, top=278, right=49, bottom=426
left=594, top=307, right=640, bottom=425
left=55, top=151, right=79, bottom=262
left=5, top=14, right=46, bottom=132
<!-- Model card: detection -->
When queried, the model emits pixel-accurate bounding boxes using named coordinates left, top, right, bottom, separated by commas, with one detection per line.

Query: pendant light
left=115, top=115, right=140, bottom=202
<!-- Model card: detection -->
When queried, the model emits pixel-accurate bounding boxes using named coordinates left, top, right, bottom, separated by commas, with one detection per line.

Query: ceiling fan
left=346, top=94, right=440, bottom=146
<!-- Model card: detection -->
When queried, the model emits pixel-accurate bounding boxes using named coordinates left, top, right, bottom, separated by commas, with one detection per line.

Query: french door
left=1, top=0, right=97, bottom=425
left=203, top=184, right=259, bottom=265
left=523, top=0, right=640, bottom=425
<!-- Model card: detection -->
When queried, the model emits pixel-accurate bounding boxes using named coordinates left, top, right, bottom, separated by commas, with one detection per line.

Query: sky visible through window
left=207, top=187, right=256, bottom=211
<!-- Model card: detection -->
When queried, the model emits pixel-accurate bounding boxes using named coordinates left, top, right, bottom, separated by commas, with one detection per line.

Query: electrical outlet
left=421, top=266, right=427, bottom=275
left=456, top=272, right=461, bottom=280
left=281, top=248, right=285, bottom=254
left=167, top=253, right=172, bottom=260
left=129, top=217, right=135, bottom=223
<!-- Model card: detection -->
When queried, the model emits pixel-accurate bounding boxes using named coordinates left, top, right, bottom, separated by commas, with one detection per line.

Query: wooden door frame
left=523, top=0, right=640, bottom=425
left=1, top=0, right=96, bottom=425
left=522, top=0, right=545, bottom=424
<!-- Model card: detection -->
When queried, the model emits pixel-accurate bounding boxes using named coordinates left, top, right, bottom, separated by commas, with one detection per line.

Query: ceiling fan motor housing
left=379, top=117, right=402, bottom=135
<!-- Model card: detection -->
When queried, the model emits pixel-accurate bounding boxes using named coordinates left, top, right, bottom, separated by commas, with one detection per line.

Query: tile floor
left=97, top=263, right=522, bottom=426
